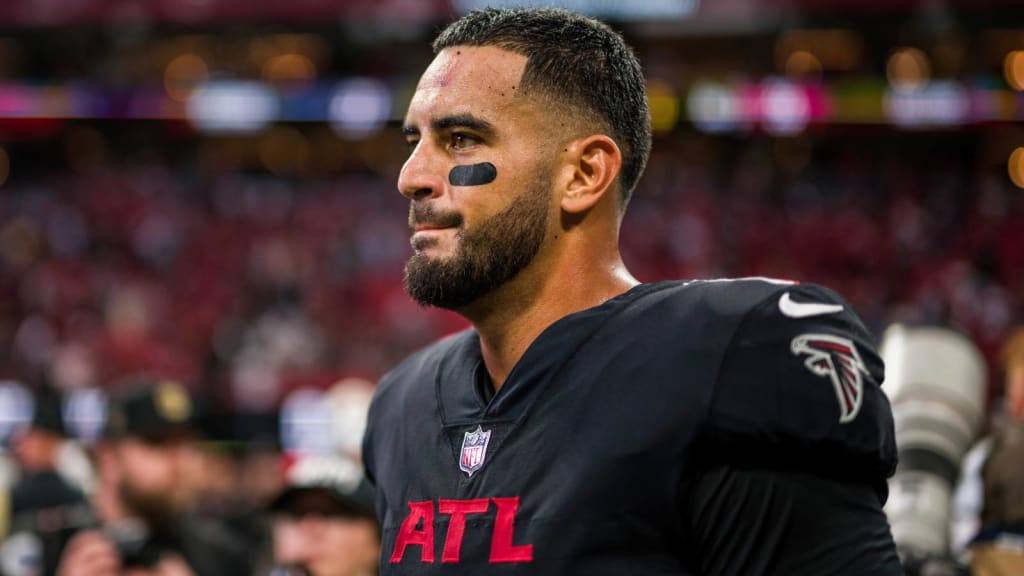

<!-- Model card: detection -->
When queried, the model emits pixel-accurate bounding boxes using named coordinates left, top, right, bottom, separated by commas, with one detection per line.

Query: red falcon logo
left=790, top=334, right=868, bottom=423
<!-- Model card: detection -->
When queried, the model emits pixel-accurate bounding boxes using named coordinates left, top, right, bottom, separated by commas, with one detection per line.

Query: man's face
left=11, top=428, right=59, bottom=473
left=399, top=46, right=557, bottom=310
left=273, top=491, right=380, bottom=576
left=114, top=436, right=196, bottom=525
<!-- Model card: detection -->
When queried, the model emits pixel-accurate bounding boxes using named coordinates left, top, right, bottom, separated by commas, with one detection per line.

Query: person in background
left=268, top=457, right=379, bottom=576
left=54, top=376, right=251, bottom=576
left=1, top=385, right=90, bottom=576
left=952, top=327, right=1024, bottom=575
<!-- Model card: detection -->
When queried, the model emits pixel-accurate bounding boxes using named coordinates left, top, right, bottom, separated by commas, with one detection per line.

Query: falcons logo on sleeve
left=790, top=334, right=869, bottom=423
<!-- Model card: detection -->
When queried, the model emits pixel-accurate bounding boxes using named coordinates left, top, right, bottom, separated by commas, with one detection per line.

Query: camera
left=879, top=325, right=986, bottom=563
left=105, top=520, right=163, bottom=568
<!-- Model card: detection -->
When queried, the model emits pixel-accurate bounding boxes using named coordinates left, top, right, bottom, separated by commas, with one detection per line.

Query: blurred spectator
left=969, top=327, right=1024, bottom=574
left=268, top=456, right=379, bottom=576
left=54, top=377, right=250, bottom=576
left=951, top=327, right=1024, bottom=573
left=1, top=385, right=90, bottom=576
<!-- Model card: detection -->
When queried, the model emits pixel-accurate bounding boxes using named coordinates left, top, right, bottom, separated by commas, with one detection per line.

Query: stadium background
left=0, top=0, right=1021, bottom=570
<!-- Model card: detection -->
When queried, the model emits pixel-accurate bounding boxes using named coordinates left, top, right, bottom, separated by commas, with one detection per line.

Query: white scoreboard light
left=62, top=387, right=108, bottom=445
left=280, top=388, right=335, bottom=455
left=186, top=80, right=278, bottom=133
left=328, top=77, right=393, bottom=139
left=0, top=381, right=33, bottom=445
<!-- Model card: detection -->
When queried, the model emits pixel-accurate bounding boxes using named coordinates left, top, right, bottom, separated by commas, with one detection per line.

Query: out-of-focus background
left=0, top=0, right=1023, bottom=574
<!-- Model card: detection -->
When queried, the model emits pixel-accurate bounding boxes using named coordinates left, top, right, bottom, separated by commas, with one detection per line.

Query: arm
left=685, top=465, right=901, bottom=575
left=690, top=283, right=901, bottom=575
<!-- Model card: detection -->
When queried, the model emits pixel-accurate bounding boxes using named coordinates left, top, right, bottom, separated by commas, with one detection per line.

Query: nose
left=398, top=141, right=446, bottom=201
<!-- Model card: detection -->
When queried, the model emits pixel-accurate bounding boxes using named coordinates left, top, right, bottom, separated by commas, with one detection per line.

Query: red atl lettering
left=438, top=499, right=490, bottom=562
left=490, top=497, right=535, bottom=563
left=390, top=497, right=534, bottom=565
left=390, top=501, right=435, bottom=563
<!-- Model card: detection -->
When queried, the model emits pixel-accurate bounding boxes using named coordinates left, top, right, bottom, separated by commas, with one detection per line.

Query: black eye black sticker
left=449, top=162, right=497, bottom=186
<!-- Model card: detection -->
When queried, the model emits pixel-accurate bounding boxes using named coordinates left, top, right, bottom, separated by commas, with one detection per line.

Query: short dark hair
left=433, top=8, right=652, bottom=205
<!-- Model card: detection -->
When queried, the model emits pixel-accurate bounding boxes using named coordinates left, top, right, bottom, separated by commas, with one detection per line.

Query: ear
left=559, top=134, right=622, bottom=215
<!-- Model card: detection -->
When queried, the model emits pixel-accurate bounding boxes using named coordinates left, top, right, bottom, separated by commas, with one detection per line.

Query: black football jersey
left=363, top=279, right=902, bottom=575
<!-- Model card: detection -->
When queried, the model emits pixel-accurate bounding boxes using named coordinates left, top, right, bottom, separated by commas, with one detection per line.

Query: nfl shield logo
left=459, top=425, right=492, bottom=477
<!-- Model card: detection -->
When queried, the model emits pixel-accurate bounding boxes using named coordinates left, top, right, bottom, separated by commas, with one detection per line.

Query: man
left=2, top=386, right=90, bottom=576
left=269, top=456, right=380, bottom=576
left=952, top=327, right=1024, bottom=574
left=55, top=377, right=250, bottom=576
left=8, top=386, right=88, bottom=522
left=363, top=7, right=902, bottom=575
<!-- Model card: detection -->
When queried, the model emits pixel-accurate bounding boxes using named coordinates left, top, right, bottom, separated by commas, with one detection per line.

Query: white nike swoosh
left=778, top=292, right=844, bottom=318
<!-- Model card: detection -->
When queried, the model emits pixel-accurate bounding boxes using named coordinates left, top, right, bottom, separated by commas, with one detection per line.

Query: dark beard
left=404, top=175, right=550, bottom=310
left=119, top=481, right=182, bottom=537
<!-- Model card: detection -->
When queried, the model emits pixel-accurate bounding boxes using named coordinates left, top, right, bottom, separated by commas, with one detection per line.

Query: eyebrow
left=401, top=113, right=497, bottom=138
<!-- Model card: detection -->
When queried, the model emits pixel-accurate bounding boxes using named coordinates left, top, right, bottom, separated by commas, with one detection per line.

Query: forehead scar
left=422, top=54, right=462, bottom=89
left=449, top=162, right=497, bottom=187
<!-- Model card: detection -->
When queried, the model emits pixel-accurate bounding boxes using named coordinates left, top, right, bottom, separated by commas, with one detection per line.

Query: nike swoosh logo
left=778, top=292, right=844, bottom=318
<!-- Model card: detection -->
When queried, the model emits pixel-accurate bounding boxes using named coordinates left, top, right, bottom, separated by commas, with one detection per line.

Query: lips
left=413, top=223, right=454, bottom=232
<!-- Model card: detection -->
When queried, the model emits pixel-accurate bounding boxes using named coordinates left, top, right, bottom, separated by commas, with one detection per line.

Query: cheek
left=273, top=523, right=311, bottom=562
left=314, top=523, right=379, bottom=570
left=120, top=446, right=179, bottom=489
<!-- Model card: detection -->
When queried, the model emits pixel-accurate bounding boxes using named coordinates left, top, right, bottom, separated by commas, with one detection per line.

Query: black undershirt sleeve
left=684, top=465, right=903, bottom=576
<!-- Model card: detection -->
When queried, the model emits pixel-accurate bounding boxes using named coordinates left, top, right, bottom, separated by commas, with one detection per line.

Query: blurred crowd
left=0, top=374, right=380, bottom=576
left=2, top=129, right=1021, bottom=408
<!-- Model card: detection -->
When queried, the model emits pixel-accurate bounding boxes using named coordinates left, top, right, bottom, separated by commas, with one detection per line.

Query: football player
left=363, top=7, right=902, bottom=575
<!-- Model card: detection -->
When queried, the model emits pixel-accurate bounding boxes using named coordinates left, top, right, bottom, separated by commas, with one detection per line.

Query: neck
left=461, top=239, right=637, bottom=391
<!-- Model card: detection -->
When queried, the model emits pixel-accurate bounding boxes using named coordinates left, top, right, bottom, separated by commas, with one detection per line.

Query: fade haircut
left=433, top=8, right=652, bottom=206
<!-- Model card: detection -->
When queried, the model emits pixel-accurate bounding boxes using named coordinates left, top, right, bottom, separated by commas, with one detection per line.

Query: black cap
left=270, top=457, right=376, bottom=520
left=104, top=377, right=194, bottom=442
left=29, top=388, right=66, bottom=437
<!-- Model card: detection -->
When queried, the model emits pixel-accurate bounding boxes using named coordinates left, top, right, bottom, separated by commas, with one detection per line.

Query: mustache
left=409, top=203, right=464, bottom=229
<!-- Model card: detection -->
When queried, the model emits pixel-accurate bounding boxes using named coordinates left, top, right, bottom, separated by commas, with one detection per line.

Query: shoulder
left=179, top=516, right=252, bottom=572
left=670, top=276, right=856, bottom=319
left=617, top=277, right=816, bottom=352
left=363, top=329, right=476, bottom=475
left=631, top=276, right=804, bottom=324
left=11, top=472, right=86, bottom=514
left=699, top=279, right=897, bottom=489
left=371, top=329, right=475, bottom=404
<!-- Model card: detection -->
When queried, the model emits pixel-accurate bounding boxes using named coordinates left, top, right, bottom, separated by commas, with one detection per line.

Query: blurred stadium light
left=62, top=387, right=107, bottom=445
left=686, top=81, right=741, bottom=133
left=186, top=80, right=277, bottom=133
left=328, top=77, right=392, bottom=138
left=0, top=381, right=33, bottom=445
left=1010, top=146, right=1024, bottom=189
left=279, top=387, right=335, bottom=456
left=884, top=81, right=970, bottom=128
left=1006, top=50, right=1024, bottom=91
left=760, top=79, right=814, bottom=135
